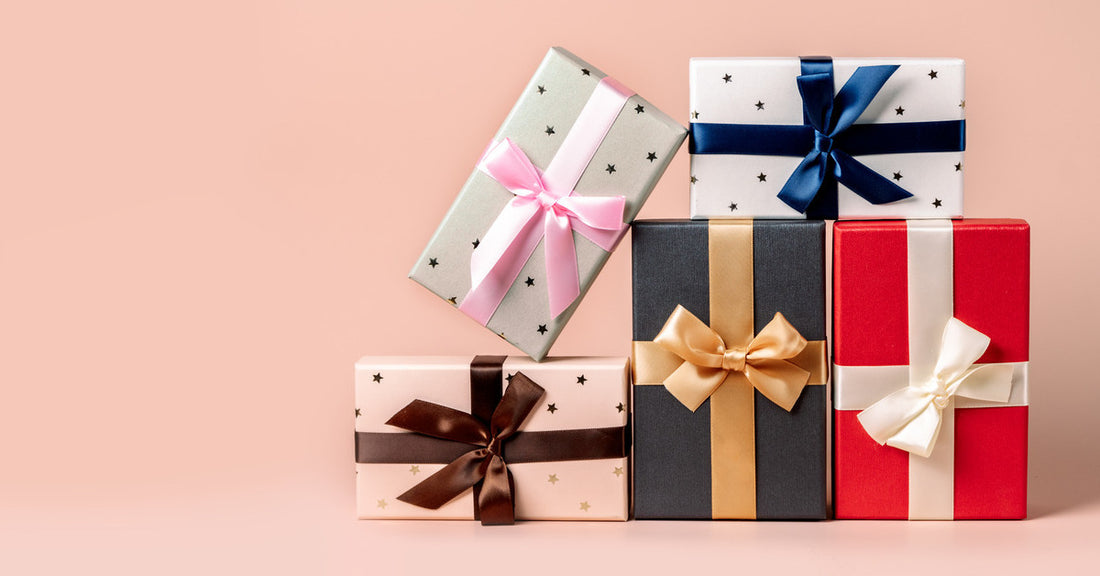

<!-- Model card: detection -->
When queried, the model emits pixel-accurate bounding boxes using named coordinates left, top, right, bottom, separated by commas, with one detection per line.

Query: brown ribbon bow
left=654, top=304, right=812, bottom=412
left=386, top=372, right=544, bottom=525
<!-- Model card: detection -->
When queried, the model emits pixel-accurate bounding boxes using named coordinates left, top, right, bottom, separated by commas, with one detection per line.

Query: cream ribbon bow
left=857, top=317, right=1015, bottom=458
left=653, top=305, right=812, bottom=412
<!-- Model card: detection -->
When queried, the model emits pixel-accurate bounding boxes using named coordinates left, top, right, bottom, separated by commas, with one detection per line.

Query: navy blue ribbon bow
left=690, top=57, right=965, bottom=219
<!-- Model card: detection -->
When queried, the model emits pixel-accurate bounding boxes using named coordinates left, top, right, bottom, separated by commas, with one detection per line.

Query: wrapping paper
left=355, top=356, right=630, bottom=521
left=689, top=57, right=965, bottom=220
left=832, top=219, right=1029, bottom=519
left=410, top=47, right=686, bottom=361
left=631, top=219, right=827, bottom=519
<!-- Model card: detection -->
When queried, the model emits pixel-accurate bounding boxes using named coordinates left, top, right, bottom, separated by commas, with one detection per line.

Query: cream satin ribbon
left=653, top=305, right=812, bottom=412
left=633, top=220, right=826, bottom=519
left=857, top=317, right=1014, bottom=458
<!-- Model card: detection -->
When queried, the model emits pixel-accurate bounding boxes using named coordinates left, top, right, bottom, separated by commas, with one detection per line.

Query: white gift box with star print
left=689, top=57, right=965, bottom=220
left=354, top=356, right=630, bottom=521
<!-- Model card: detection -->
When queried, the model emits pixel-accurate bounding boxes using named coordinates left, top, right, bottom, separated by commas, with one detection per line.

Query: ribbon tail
left=459, top=199, right=544, bottom=325
left=476, top=455, right=516, bottom=525
left=777, top=151, right=827, bottom=213
left=833, top=149, right=913, bottom=205
left=396, top=449, right=488, bottom=510
left=544, top=209, right=580, bottom=319
left=490, top=372, right=546, bottom=440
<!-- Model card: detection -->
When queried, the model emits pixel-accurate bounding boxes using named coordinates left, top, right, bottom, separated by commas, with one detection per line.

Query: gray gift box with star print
left=410, top=47, right=686, bottom=361
left=689, top=57, right=965, bottom=220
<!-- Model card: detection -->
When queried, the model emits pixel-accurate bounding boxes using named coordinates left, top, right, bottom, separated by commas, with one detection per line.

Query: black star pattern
left=545, top=126, right=555, bottom=136
left=690, top=175, right=698, bottom=184
left=581, top=68, right=591, bottom=76
left=372, top=373, right=383, bottom=383
left=446, top=296, right=457, bottom=305
left=428, top=258, right=439, bottom=268
left=577, top=375, right=587, bottom=385
left=537, top=85, right=546, bottom=95
left=506, top=373, right=514, bottom=382
left=755, top=100, right=765, bottom=110
left=895, top=106, right=905, bottom=116
left=691, top=110, right=699, bottom=120
left=722, top=73, right=732, bottom=83
left=525, top=277, right=535, bottom=287
left=537, top=324, right=548, bottom=335
left=757, top=172, right=767, bottom=182
left=955, top=162, right=963, bottom=171
left=546, top=403, right=558, bottom=414
left=472, top=238, right=480, bottom=249
left=634, top=104, right=645, bottom=114
left=355, top=408, right=361, bottom=418
left=932, top=198, right=943, bottom=208
left=928, top=69, right=938, bottom=79
left=605, top=164, right=616, bottom=174
left=646, top=152, right=657, bottom=162
left=616, top=402, right=625, bottom=413
left=893, top=171, right=903, bottom=181
left=729, top=202, right=738, bottom=212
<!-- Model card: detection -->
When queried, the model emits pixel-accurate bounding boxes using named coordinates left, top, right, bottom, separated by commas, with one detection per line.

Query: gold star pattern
left=377, top=499, right=388, bottom=509
left=409, top=465, right=420, bottom=476
left=613, top=467, right=624, bottom=477
left=447, top=296, right=457, bottom=305
left=959, top=100, right=966, bottom=109
left=547, top=474, right=559, bottom=484
left=579, top=501, right=591, bottom=512
left=691, top=110, right=699, bottom=120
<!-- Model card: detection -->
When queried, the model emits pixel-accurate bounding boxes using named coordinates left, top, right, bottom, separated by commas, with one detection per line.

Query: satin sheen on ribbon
left=355, top=356, right=628, bottom=525
left=632, top=220, right=827, bottom=518
left=458, top=77, right=634, bottom=324
left=689, top=57, right=966, bottom=219
left=857, top=318, right=1014, bottom=458
left=653, top=305, right=812, bottom=412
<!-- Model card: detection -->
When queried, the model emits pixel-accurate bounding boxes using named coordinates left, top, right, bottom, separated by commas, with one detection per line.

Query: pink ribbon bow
left=458, top=77, right=633, bottom=324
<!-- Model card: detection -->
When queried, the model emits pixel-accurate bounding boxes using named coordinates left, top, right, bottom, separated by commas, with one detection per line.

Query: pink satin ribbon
left=458, top=77, right=634, bottom=325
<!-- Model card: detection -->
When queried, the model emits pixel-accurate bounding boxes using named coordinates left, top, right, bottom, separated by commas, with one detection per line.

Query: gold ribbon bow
left=654, top=305, right=812, bottom=412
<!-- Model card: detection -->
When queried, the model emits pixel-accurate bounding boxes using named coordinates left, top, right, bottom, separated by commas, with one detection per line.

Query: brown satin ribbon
left=355, top=356, right=628, bottom=525
left=632, top=220, right=827, bottom=519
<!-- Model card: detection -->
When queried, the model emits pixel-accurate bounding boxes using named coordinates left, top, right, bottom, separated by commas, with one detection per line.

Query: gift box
left=689, top=57, right=965, bottom=220
left=354, top=355, right=630, bottom=523
left=631, top=219, right=827, bottom=519
left=833, top=220, right=1029, bottom=519
left=410, top=47, right=687, bottom=361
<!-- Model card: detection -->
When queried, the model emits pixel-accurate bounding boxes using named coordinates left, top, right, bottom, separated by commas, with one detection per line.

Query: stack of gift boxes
left=354, top=48, right=1029, bottom=523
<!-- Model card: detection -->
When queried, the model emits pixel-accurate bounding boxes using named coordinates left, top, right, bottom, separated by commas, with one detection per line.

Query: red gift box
left=833, top=219, right=1029, bottom=520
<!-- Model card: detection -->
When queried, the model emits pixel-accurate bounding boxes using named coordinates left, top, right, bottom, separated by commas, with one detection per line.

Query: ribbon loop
left=653, top=305, right=812, bottom=412
left=857, top=318, right=1015, bottom=458
left=388, top=372, right=546, bottom=525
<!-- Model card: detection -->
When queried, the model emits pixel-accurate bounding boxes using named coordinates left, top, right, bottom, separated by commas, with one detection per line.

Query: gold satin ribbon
left=632, top=220, right=827, bottom=519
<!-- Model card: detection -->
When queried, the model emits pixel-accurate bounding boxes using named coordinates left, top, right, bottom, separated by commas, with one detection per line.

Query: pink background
left=2, top=0, right=1097, bottom=573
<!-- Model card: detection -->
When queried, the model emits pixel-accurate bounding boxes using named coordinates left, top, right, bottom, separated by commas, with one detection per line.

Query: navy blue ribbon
left=690, top=57, right=966, bottom=219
